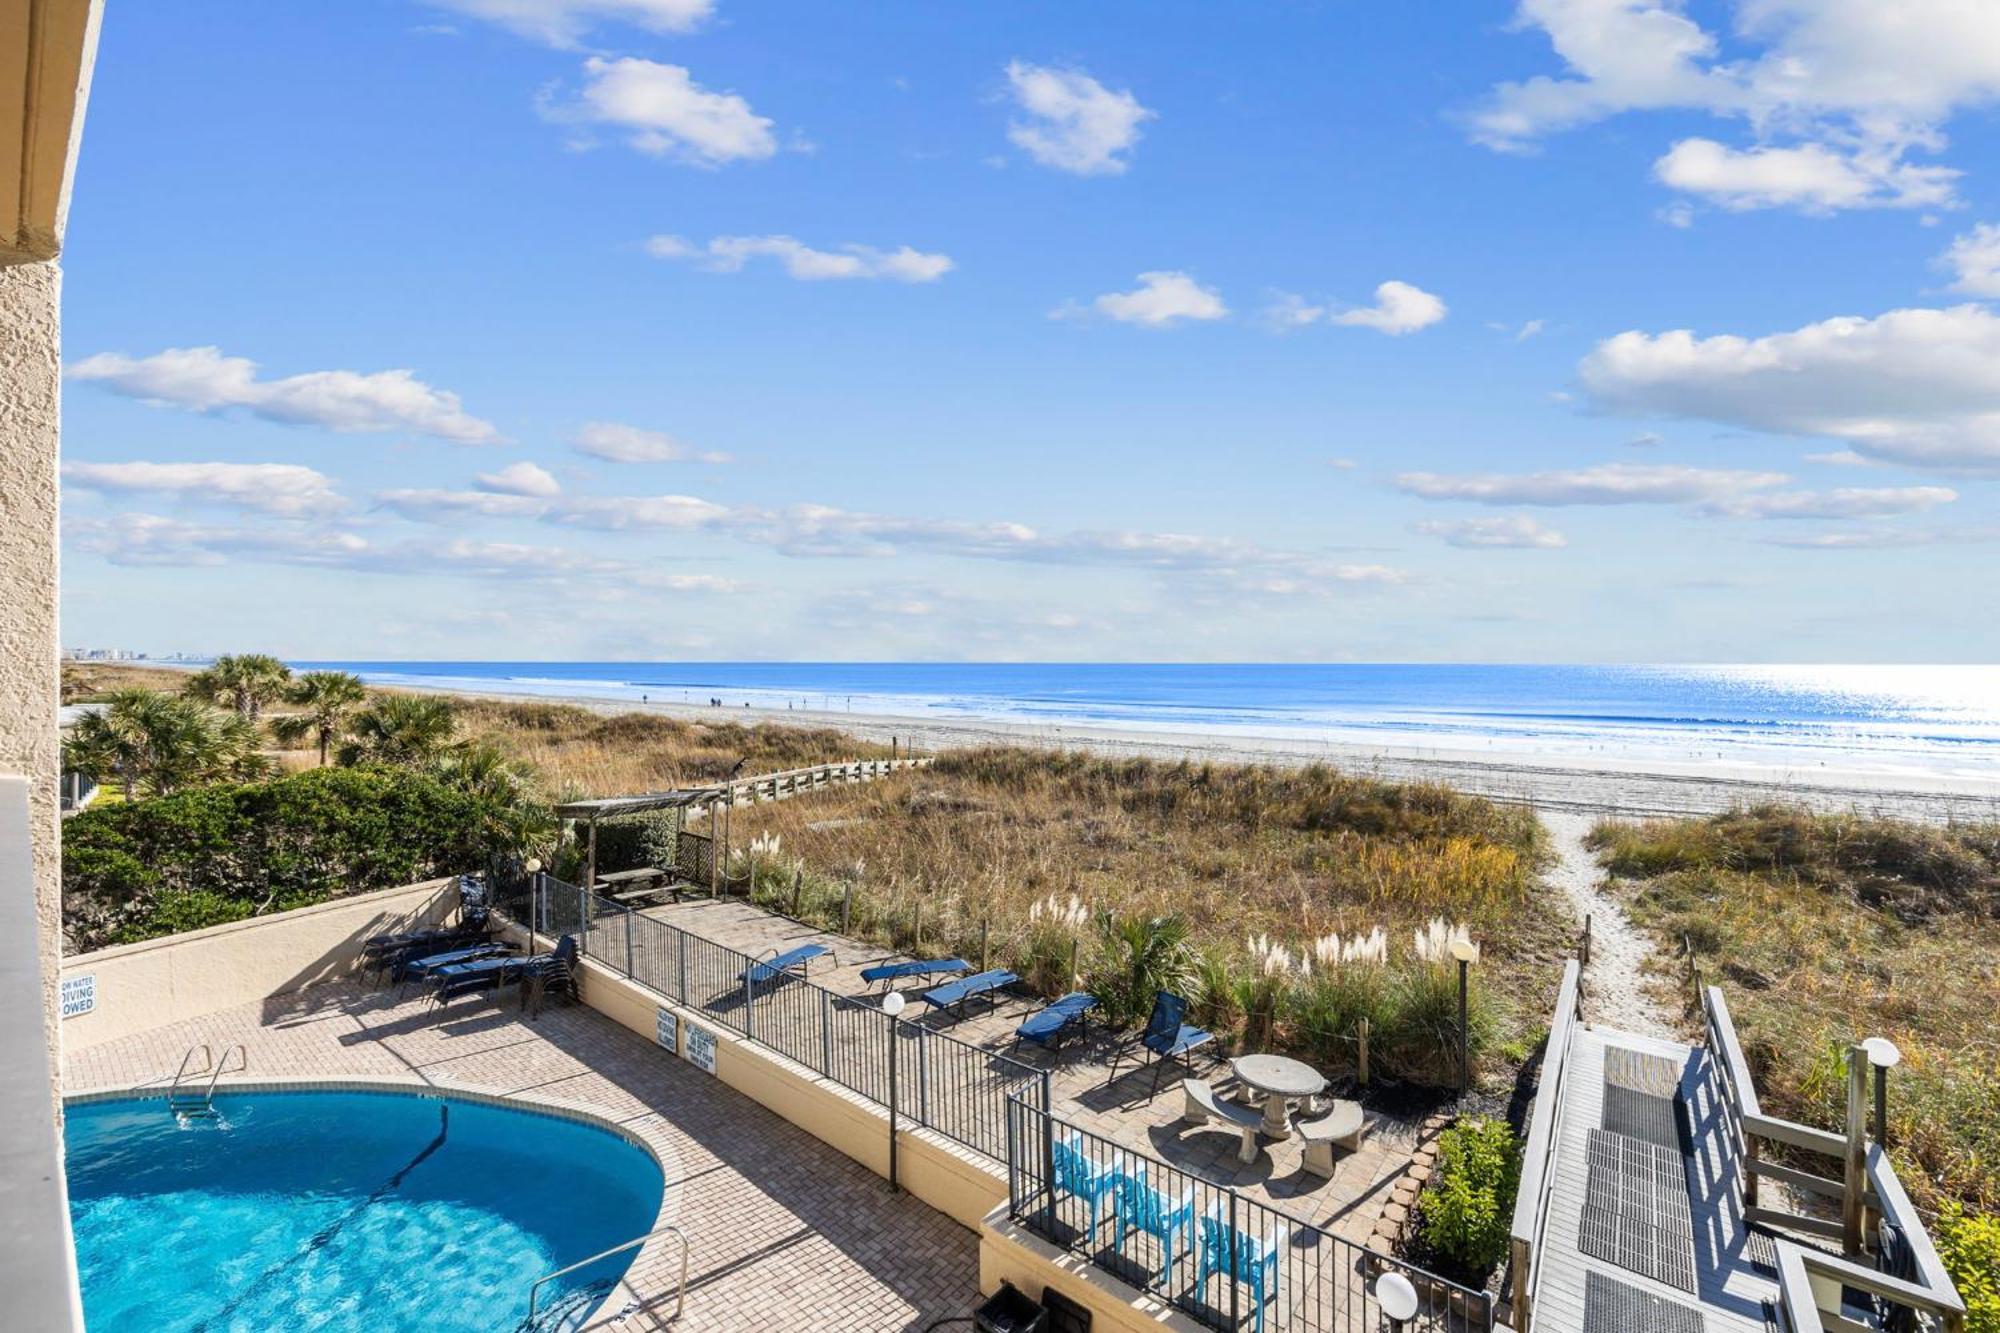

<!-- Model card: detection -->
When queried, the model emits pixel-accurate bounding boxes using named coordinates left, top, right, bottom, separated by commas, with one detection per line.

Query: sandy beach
left=396, top=677, right=2000, bottom=825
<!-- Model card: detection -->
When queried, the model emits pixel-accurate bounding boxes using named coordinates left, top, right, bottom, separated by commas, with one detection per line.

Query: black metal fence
left=1006, top=1095, right=1493, bottom=1333
left=511, top=874, right=1046, bottom=1165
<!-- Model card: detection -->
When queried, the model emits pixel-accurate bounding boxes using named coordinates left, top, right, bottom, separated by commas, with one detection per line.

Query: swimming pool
left=65, top=1086, right=666, bottom=1332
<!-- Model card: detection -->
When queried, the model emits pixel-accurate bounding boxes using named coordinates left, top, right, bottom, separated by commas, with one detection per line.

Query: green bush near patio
left=1418, top=1116, right=1522, bottom=1276
left=1937, top=1202, right=2000, bottom=1333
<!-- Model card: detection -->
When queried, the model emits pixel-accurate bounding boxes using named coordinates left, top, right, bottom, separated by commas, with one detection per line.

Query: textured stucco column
left=0, top=259, right=63, bottom=1094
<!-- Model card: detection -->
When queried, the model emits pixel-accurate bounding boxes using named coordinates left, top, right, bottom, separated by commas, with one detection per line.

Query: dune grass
left=728, top=746, right=1572, bottom=1086
left=1590, top=806, right=2000, bottom=1211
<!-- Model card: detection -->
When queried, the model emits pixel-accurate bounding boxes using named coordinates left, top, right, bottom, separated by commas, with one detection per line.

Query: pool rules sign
left=61, top=973, right=95, bottom=1019
left=654, top=1006, right=678, bottom=1054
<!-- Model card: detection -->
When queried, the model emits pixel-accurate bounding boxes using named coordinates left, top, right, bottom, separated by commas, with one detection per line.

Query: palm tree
left=182, top=653, right=293, bottom=721
left=271, top=671, right=367, bottom=765
left=61, top=689, right=267, bottom=799
left=337, top=695, right=457, bottom=766
left=432, top=741, right=554, bottom=857
left=1097, top=912, right=1196, bottom=1026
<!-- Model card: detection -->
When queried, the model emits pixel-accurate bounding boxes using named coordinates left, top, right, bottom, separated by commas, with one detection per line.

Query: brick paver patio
left=640, top=896, right=1427, bottom=1251
left=66, top=981, right=981, bottom=1331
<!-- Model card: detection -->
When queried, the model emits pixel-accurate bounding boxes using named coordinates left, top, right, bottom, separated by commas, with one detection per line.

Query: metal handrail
left=168, top=1044, right=213, bottom=1102
left=526, top=1222, right=688, bottom=1325
left=202, top=1044, right=246, bottom=1102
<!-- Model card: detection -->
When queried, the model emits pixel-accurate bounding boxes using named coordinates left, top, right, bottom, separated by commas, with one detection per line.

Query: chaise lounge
left=919, top=968, right=1018, bottom=1020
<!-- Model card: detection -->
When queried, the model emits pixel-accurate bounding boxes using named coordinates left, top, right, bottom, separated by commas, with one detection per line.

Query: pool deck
left=640, top=896, right=1433, bottom=1252
left=64, top=980, right=980, bottom=1332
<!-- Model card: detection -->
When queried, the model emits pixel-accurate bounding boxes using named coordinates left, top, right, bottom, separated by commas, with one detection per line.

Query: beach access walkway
left=1510, top=964, right=1968, bottom=1333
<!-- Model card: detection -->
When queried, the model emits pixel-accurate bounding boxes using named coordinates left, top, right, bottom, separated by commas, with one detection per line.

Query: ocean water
left=295, top=662, right=2000, bottom=779
left=67, top=1090, right=663, bottom=1333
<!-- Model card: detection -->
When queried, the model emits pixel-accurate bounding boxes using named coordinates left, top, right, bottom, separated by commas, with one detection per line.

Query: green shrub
left=1938, top=1203, right=2000, bottom=1333
left=1419, top=1116, right=1521, bottom=1274
left=63, top=765, right=497, bottom=950
left=589, top=811, right=682, bottom=874
left=1087, top=913, right=1195, bottom=1027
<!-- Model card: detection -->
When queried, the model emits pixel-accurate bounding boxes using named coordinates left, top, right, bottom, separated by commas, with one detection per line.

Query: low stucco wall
left=980, top=1206, right=1204, bottom=1331
left=550, top=942, right=1009, bottom=1232
left=57, top=877, right=458, bottom=1049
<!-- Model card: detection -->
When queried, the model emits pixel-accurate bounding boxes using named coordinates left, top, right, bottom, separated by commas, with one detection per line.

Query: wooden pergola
left=553, top=784, right=734, bottom=899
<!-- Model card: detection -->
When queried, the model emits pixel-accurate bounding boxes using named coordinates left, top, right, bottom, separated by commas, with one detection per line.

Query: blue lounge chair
left=1112, top=991, right=1214, bottom=1093
left=1014, top=992, right=1098, bottom=1056
left=1195, top=1207, right=1288, bottom=1333
left=738, top=943, right=830, bottom=985
left=859, top=958, right=970, bottom=992
left=1050, top=1132, right=1128, bottom=1244
left=918, top=968, right=1019, bottom=1020
left=431, top=936, right=577, bottom=1005
left=1113, top=1169, right=1195, bottom=1284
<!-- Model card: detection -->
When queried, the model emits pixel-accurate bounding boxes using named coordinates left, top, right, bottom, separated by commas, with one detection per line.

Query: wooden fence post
left=842, top=884, right=853, bottom=935
left=1581, top=913, right=1592, bottom=966
left=1843, top=1044, right=1868, bottom=1256
left=981, top=917, right=990, bottom=972
left=1358, top=1017, right=1370, bottom=1086
left=792, top=867, right=803, bottom=916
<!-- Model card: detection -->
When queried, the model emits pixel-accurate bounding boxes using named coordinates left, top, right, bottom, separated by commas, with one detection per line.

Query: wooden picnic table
left=593, top=866, right=681, bottom=905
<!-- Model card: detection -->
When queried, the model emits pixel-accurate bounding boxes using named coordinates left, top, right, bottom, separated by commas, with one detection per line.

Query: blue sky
left=56, top=1, right=2000, bottom=662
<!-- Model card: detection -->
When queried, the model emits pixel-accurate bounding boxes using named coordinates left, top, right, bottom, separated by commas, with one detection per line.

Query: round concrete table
left=1230, top=1053, right=1327, bottom=1136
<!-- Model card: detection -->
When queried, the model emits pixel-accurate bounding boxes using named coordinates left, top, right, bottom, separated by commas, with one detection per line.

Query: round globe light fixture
left=882, top=991, right=907, bottom=1017
left=1377, top=1272, right=1420, bottom=1324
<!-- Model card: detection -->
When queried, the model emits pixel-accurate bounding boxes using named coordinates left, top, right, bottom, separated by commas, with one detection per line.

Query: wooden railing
left=1508, top=958, right=1583, bottom=1333
left=1705, top=987, right=1966, bottom=1333
left=722, top=757, right=929, bottom=806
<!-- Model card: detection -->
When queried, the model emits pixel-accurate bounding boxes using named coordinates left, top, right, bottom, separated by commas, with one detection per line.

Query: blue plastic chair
left=1113, top=1169, right=1195, bottom=1285
left=1114, top=991, right=1213, bottom=1092
left=1195, top=1207, right=1288, bottom=1333
left=1050, top=1132, right=1127, bottom=1244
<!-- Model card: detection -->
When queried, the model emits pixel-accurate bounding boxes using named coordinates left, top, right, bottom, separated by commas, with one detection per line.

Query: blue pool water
left=65, top=1090, right=665, bottom=1333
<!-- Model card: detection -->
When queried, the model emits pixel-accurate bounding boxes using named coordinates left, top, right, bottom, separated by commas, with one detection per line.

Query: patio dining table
left=1230, top=1053, right=1327, bottom=1137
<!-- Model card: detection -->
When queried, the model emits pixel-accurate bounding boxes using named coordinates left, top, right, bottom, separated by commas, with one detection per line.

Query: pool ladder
left=167, top=1043, right=246, bottom=1119
left=526, top=1222, right=688, bottom=1326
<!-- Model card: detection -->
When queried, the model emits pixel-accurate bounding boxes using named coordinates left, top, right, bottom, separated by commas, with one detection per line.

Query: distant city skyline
left=57, top=2, right=2000, bottom=662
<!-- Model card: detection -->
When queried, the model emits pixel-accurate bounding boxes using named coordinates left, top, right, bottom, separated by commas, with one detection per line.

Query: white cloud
left=1059, top=271, right=1227, bottom=328
left=1271, top=282, right=1447, bottom=335
left=646, top=234, right=952, bottom=282
left=1698, top=485, right=1956, bottom=519
left=1653, top=138, right=1956, bottom=212
left=476, top=461, right=562, bottom=497
left=1396, top=462, right=1787, bottom=506
left=1626, top=432, right=1664, bottom=448
left=1004, top=61, right=1154, bottom=176
left=572, top=421, right=730, bottom=464
left=63, top=461, right=346, bottom=517
left=1331, top=281, right=1448, bottom=335
left=1473, top=0, right=2000, bottom=211
left=1758, top=523, right=2000, bottom=549
left=1939, top=222, right=2000, bottom=297
left=1415, top=515, right=1569, bottom=549
left=67, top=511, right=741, bottom=591
left=1578, top=304, right=2000, bottom=471
left=426, top=0, right=711, bottom=47
left=66, top=346, right=501, bottom=443
left=1803, top=449, right=1871, bottom=466
left=374, top=486, right=1407, bottom=593
left=557, top=57, right=776, bottom=166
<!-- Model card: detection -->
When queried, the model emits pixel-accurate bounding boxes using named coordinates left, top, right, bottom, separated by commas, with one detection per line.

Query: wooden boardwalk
left=1532, top=1024, right=1777, bottom=1333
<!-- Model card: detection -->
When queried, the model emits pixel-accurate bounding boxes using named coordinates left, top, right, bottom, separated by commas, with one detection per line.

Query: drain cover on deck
left=1581, top=1129, right=1697, bottom=1292
left=1584, top=1271, right=1707, bottom=1333
left=1604, top=1046, right=1682, bottom=1096
left=1603, top=1082, right=1684, bottom=1151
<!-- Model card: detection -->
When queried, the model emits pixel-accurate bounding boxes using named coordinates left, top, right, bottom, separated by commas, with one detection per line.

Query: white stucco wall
left=0, top=259, right=63, bottom=1095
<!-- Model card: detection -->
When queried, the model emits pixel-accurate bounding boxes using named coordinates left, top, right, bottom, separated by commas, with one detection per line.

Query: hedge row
left=63, top=766, right=493, bottom=950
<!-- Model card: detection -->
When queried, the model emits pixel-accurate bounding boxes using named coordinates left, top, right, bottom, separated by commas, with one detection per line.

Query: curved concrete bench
left=1184, top=1078, right=1262, bottom=1163
left=1299, top=1100, right=1366, bottom=1178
